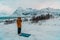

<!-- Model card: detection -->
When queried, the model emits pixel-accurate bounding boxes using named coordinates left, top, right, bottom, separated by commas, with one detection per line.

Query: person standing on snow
left=16, top=17, right=22, bottom=35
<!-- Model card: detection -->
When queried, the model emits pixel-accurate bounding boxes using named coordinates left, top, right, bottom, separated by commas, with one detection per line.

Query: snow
left=0, top=17, right=60, bottom=40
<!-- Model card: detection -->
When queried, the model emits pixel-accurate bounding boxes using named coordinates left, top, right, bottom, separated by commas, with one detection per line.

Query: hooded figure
left=16, top=17, right=22, bottom=34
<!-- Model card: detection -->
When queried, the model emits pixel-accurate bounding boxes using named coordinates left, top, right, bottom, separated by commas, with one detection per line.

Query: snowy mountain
left=11, top=7, right=40, bottom=17
left=11, top=7, right=25, bottom=17
left=40, top=8, right=60, bottom=17
left=11, top=7, right=60, bottom=17
left=0, top=7, right=60, bottom=17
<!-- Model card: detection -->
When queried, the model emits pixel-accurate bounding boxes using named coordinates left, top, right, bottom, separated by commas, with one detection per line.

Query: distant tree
left=30, top=14, right=53, bottom=23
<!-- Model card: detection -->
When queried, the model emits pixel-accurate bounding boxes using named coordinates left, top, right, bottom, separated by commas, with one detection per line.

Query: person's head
left=17, top=17, right=21, bottom=19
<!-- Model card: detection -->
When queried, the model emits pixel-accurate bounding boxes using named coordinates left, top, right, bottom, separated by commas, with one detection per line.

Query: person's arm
left=20, top=20, right=22, bottom=22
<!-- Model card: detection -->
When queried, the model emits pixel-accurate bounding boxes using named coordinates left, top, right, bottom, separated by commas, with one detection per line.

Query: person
left=16, top=17, right=22, bottom=35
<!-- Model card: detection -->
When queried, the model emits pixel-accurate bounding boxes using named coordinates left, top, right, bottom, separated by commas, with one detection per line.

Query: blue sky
left=0, top=0, right=60, bottom=14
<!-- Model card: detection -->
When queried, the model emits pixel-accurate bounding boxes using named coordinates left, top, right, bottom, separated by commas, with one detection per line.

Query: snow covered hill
left=10, top=7, right=60, bottom=17
left=0, top=7, right=60, bottom=17
left=11, top=7, right=39, bottom=17
left=0, top=17, right=60, bottom=40
left=40, top=7, right=60, bottom=17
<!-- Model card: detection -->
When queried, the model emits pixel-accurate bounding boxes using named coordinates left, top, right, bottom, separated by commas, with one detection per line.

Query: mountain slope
left=11, top=7, right=60, bottom=17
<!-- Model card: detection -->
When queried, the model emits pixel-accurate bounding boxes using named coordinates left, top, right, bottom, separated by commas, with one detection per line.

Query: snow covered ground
left=0, top=17, right=60, bottom=40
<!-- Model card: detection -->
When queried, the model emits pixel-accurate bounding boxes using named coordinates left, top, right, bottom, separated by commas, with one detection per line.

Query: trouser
left=18, top=28, right=21, bottom=34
